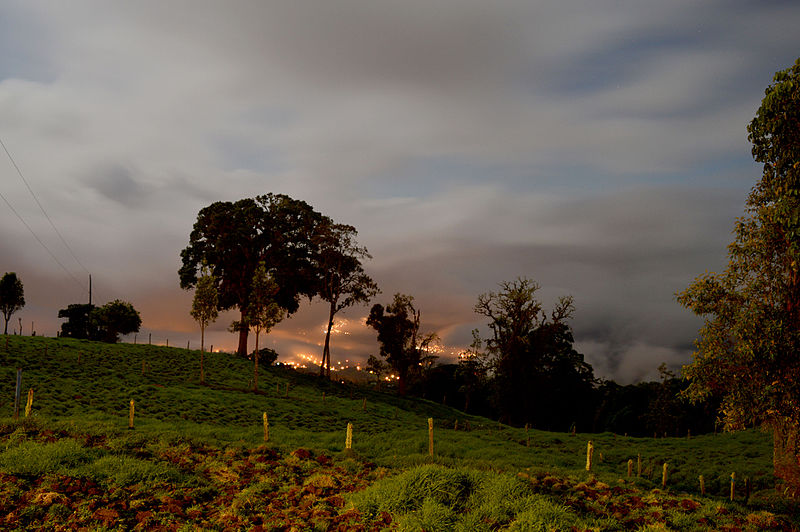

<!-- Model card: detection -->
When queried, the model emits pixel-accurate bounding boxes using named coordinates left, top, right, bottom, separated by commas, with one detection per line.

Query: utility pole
left=89, top=275, right=92, bottom=306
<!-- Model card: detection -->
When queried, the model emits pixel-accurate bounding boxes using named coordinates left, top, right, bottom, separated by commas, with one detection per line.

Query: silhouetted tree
left=179, top=194, right=327, bottom=356
left=58, top=303, right=96, bottom=339
left=315, top=222, right=379, bottom=379
left=0, top=272, right=25, bottom=335
left=366, top=293, right=438, bottom=395
left=475, top=278, right=594, bottom=428
left=92, top=300, right=141, bottom=343
left=678, top=58, right=800, bottom=496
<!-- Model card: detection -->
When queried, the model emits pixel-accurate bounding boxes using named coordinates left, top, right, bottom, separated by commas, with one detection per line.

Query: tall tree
left=678, top=58, right=800, bottom=496
left=0, top=272, right=25, bottom=335
left=315, top=222, right=379, bottom=379
left=246, top=261, right=284, bottom=392
left=474, top=278, right=593, bottom=427
left=191, top=266, right=218, bottom=384
left=366, top=293, right=438, bottom=395
left=179, top=194, right=327, bottom=356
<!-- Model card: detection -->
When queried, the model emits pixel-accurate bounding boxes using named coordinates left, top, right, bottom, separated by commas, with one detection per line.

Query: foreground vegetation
left=1, top=336, right=798, bottom=530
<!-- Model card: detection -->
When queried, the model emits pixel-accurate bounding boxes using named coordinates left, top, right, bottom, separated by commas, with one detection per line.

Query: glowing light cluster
left=321, top=318, right=351, bottom=335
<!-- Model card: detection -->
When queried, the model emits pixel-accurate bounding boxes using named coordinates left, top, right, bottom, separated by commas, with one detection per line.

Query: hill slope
left=1, top=336, right=797, bottom=530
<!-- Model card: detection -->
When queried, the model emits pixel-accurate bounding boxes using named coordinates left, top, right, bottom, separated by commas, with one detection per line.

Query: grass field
left=1, top=335, right=797, bottom=530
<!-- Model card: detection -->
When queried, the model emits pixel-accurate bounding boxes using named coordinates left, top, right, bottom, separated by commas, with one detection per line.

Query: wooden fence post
left=586, top=441, right=594, bottom=471
left=263, top=412, right=269, bottom=442
left=13, top=369, right=22, bottom=419
left=25, top=389, right=33, bottom=417
left=662, top=463, right=668, bottom=488
left=699, top=475, right=705, bottom=496
left=730, top=472, right=736, bottom=501
left=129, top=399, right=135, bottom=429
left=428, top=418, right=434, bottom=456
left=627, top=459, right=633, bottom=477
left=346, top=423, right=353, bottom=450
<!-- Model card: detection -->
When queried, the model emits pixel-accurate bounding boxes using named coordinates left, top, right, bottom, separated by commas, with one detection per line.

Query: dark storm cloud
left=85, top=164, right=149, bottom=207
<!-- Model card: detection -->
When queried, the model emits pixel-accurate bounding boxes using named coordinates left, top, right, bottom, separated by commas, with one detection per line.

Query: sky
left=1, top=1, right=799, bottom=384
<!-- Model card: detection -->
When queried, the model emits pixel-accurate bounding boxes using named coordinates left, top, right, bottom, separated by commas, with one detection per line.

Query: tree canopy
left=92, top=300, right=142, bottom=343
left=0, top=272, right=25, bottom=335
left=678, top=58, right=800, bottom=496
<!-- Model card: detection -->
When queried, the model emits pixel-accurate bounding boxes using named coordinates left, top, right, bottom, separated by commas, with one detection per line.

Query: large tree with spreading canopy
left=179, top=194, right=327, bottom=356
left=678, top=58, right=800, bottom=497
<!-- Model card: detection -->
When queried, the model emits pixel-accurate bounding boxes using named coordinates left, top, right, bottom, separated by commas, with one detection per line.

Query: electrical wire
left=0, top=137, right=89, bottom=298
left=1, top=136, right=91, bottom=275
left=0, top=187, right=87, bottom=294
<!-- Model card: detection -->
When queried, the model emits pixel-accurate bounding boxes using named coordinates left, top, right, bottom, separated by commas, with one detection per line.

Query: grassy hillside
left=1, top=336, right=797, bottom=530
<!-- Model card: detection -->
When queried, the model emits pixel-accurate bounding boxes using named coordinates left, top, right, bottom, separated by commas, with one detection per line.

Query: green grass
left=0, top=335, right=797, bottom=530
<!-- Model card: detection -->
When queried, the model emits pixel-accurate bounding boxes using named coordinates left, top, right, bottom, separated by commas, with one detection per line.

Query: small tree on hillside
left=191, top=266, right=218, bottom=384
left=0, top=272, right=25, bottom=335
left=247, top=262, right=284, bottom=392
left=678, top=58, right=800, bottom=496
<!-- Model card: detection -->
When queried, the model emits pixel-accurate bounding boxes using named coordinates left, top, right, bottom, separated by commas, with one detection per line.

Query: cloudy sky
left=1, top=1, right=799, bottom=383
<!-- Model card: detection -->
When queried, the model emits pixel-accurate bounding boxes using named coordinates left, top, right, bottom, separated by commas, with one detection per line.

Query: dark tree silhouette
left=179, top=194, right=327, bottom=356
left=315, top=222, right=379, bottom=379
left=92, top=300, right=141, bottom=343
left=475, top=278, right=594, bottom=428
left=367, top=293, right=437, bottom=395
left=0, top=272, right=25, bottom=335
left=58, top=303, right=96, bottom=339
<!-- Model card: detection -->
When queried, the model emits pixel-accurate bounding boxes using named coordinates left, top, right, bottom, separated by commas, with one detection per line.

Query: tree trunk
left=773, top=422, right=800, bottom=498
left=237, top=310, right=249, bottom=356
left=398, top=373, right=407, bottom=396
left=200, top=326, right=205, bottom=384
left=254, top=330, right=259, bottom=392
left=320, top=301, right=336, bottom=379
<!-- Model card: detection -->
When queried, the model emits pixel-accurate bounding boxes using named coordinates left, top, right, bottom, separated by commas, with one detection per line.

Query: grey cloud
left=1, top=1, right=797, bottom=383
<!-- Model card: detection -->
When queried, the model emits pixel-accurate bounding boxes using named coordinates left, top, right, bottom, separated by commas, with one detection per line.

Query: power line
left=0, top=186, right=87, bottom=295
left=0, top=136, right=91, bottom=275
